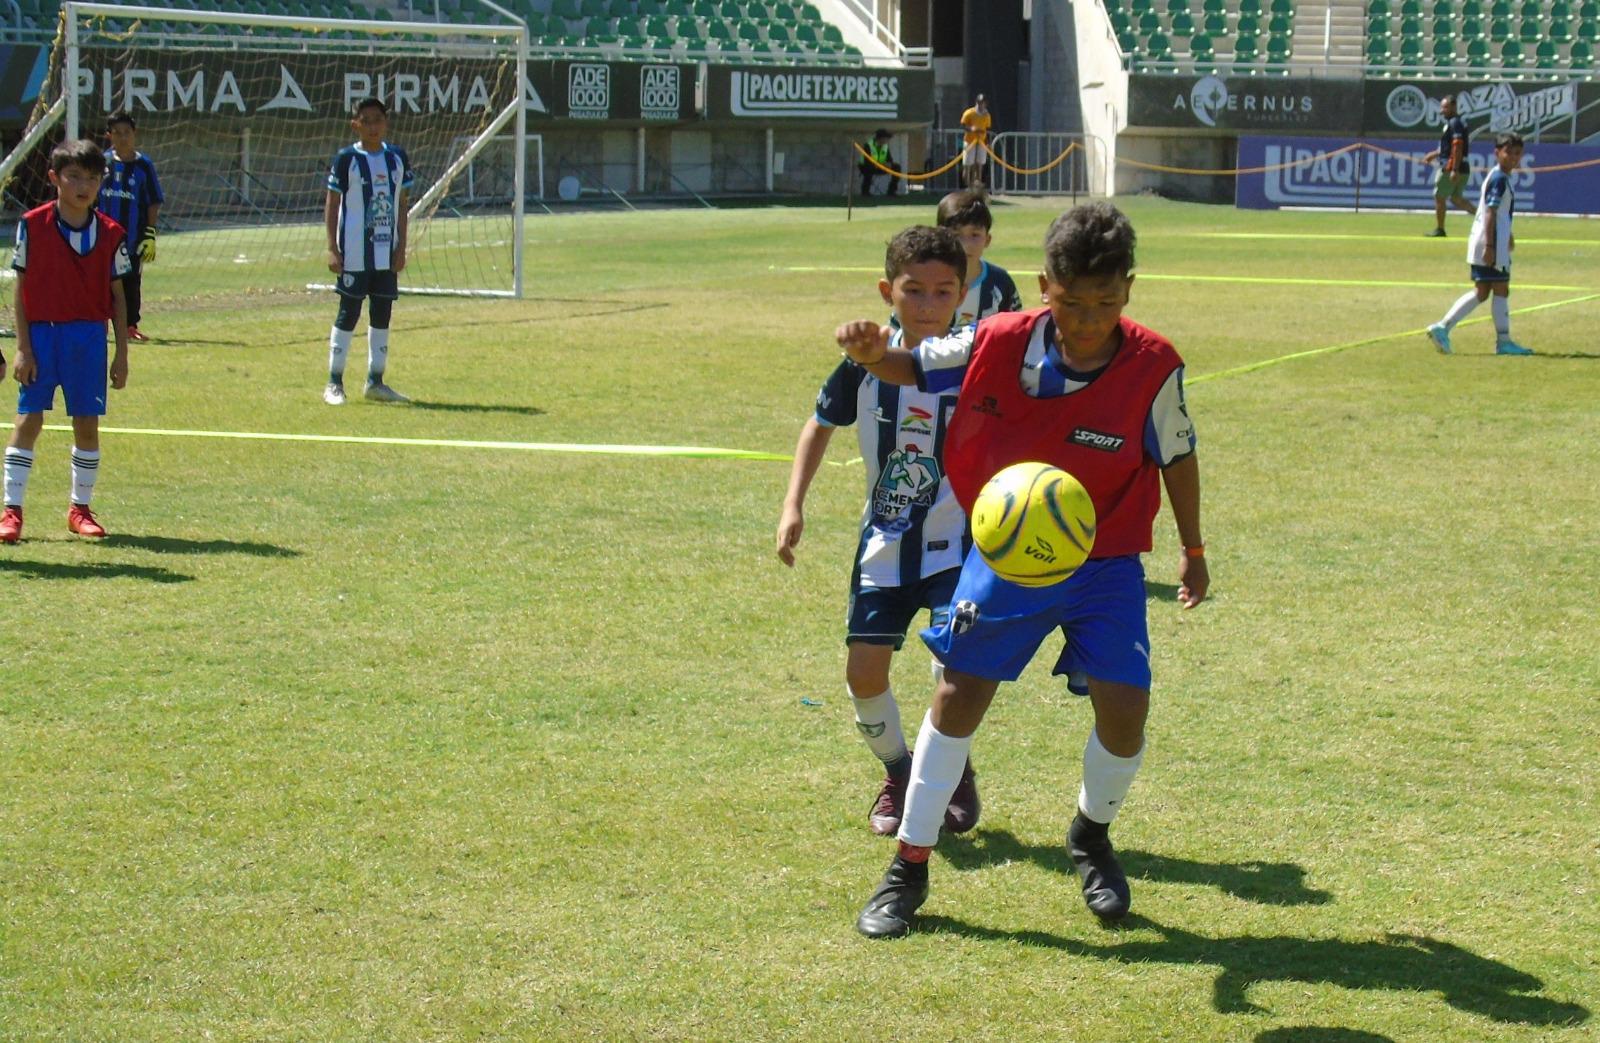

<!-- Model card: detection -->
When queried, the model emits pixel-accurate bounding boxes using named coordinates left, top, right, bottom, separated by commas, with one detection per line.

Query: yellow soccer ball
left=970, top=462, right=1096, bottom=587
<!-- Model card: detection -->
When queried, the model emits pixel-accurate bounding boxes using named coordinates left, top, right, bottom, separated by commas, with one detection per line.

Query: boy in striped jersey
left=776, top=226, right=980, bottom=839
left=3, top=140, right=132, bottom=543
left=936, top=190, right=1021, bottom=329
left=99, top=111, right=163, bottom=343
left=323, top=97, right=414, bottom=405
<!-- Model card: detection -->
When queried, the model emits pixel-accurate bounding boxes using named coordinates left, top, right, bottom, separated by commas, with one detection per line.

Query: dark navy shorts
left=847, top=568, right=960, bottom=649
left=922, top=548, right=1152, bottom=694
left=1470, top=263, right=1510, bottom=284
left=335, top=269, right=399, bottom=300
left=18, top=320, right=107, bottom=416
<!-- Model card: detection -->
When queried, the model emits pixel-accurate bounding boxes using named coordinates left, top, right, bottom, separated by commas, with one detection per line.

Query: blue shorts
left=336, top=269, right=399, bottom=300
left=922, top=549, right=1152, bottom=694
left=1470, top=263, right=1510, bottom=284
left=18, top=321, right=108, bottom=416
left=847, top=568, right=960, bottom=649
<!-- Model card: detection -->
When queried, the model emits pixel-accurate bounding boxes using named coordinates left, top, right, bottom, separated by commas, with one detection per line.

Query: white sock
left=897, top=711, right=973, bottom=847
left=70, top=447, right=99, bottom=506
left=1491, top=295, right=1510, bottom=340
left=368, top=327, right=389, bottom=383
left=850, top=687, right=909, bottom=768
left=1441, top=291, right=1480, bottom=331
left=3, top=446, right=34, bottom=507
left=1078, top=729, right=1144, bottom=825
left=328, top=327, right=352, bottom=382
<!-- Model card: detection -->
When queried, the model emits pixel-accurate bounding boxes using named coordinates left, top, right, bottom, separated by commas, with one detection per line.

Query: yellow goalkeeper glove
left=137, top=226, right=156, bottom=263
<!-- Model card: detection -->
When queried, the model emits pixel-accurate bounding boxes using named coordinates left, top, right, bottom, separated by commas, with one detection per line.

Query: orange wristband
left=1184, top=544, right=1205, bottom=559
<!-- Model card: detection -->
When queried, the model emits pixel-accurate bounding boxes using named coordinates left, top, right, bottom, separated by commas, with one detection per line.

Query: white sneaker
left=323, top=381, right=346, bottom=405
left=364, top=381, right=410, bottom=403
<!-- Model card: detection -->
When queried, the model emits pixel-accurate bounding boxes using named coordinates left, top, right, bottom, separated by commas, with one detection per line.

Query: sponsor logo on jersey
left=871, top=446, right=941, bottom=531
left=972, top=395, right=1003, bottom=417
left=898, top=405, right=933, bottom=434
left=1070, top=427, right=1125, bottom=452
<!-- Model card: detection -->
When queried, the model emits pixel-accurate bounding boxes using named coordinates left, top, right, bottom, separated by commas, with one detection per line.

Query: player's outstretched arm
left=834, top=320, right=918, bottom=386
left=1161, top=453, right=1208, bottom=608
left=777, top=418, right=834, bottom=567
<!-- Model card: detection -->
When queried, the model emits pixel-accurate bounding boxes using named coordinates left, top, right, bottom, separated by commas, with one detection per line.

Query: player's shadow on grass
left=402, top=400, right=547, bottom=416
left=1255, top=1029, right=1396, bottom=1043
left=1144, top=580, right=1180, bottom=601
left=101, top=534, right=299, bottom=557
left=915, top=913, right=1589, bottom=1028
left=0, top=558, right=191, bottom=583
left=941, top=830, right=1330, bottom=906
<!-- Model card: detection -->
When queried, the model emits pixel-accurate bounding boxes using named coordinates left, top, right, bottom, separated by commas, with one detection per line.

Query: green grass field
left=2, top=197, right=1597, bottom=1041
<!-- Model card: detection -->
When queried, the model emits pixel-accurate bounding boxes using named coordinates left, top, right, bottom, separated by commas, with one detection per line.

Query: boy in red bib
left=836, top=202, right=1209, bottom=937
left=2, top=139, right=132, bottom=543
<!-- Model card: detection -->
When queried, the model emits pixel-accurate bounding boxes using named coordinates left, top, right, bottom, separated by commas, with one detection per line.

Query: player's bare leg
left=1067, top=678, right=1149, bottom=922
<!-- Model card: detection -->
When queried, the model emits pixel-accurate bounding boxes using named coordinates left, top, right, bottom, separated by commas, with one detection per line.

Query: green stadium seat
left=1203, top=11, right=1226, bottom=33
left=1138, top=10, right=1161, bottom=32
left=585, top=15, right=614, bottom=35
left=1202, top=0, right=1226, bottom=13
left=1269, top=0, right=1293, bottom=13
left=736, top=20, right=761, bottom=41
left=1461, top=14, right=1484, bottom=34
left=1146, top=29, right=1173, bottom=59
left=1466, top=35, right=1491, bottom=62
left=1534, top=38, right=1558, bottom=65
left=1233, top=33, right=1260, bottom=61
left=1166, top=0, right=1190, bottom=15
left=580, top=0, right=608, bottom=16
left=552, top=0, right=581, bottom=18
left=1571, top=38, right=1595, bottom=65
left=1368, top=13, right=1392, bottom=32
left=1268, top=12, right=1293, bottom=33
left=1129, top=0, right=1156, bottom=14
left=1111, top=9, right=1133, bottom=32
left=1266, top=32, right=1291, bottom=61
left=645, top=15, right=672, bottom=35
left=1117, top=29, right=1138, bottom=51
left=1518, top=16, right=1541, bottom=41
left=1399, top=35, right=1424, bottom=63
left=1432, top=0, right=1455, bottom=14
left=1489, top=0, right=1511, bottom=16
left=1517, top=0, right=1539, bottom=17
left=1499, top=37, right=1524, bottom=64
left=1172, top=10, right=1195, bottom=34
left=1189, top=31, right=1215, bottom=58
left=1366, top=0, right=1390, bottom=13
left=1490, top=14, right=1511, bottom=36
left=1431, top=34, right=1455, bottom=58
left=1551, top=16, right=1573, bottom=40
left=1582, top=20, right=1600, bottom=43
left=1236, top=12, right=1261, bottom=35
left=639, top=0, right=667, bottom=13
left=1400, top=14, right=1423, bottom=35
left=1432, top=15, right=1455, bottom=34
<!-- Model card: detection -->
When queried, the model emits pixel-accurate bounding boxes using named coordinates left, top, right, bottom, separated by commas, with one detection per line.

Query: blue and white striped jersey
left=327, top=142, right=414, bottom=273
left=954, top=259, right=1023, bottom=329
left=814, top=327, right=973, bottom=587
left=13, top=209, right=133, bottom=277
left=98, top=150, right=163, bottom=246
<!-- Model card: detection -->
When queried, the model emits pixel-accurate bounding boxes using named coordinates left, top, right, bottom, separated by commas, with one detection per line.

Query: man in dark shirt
left=1422, top=94, right=1475, bottom=238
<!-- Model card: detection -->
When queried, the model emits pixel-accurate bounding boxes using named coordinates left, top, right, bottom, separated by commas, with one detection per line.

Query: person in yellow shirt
left=959, top=94, right=991, bottom=189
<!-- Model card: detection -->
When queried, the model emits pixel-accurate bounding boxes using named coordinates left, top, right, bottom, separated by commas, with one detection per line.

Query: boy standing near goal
left=1426, top=132, right=1533, bottom=357
left=776, top=226, right=981, bottom=840
left=3, top=140, right=132, bottom=543
left=99, top=110, right=163, bottom=343
left=836, top=202, right=1208, bottom=937
left=323, top=97, right=414, bottom=405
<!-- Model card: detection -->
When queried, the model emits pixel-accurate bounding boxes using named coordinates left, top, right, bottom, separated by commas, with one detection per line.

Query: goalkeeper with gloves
left=100, top=110, right=164, bottom=343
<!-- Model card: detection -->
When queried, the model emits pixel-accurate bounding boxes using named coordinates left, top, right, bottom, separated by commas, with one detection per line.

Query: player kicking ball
left=836, top=202, right=1209, bottom=937
left=323, top=96, right=414, bottom=405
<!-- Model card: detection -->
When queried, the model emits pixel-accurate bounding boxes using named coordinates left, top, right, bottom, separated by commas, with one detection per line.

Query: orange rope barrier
left=978, top=140, right=1080, bottom=176
left=852, top=142, right=964, bottom=181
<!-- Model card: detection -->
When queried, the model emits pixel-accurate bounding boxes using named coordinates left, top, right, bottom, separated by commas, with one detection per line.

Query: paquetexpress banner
left=1127, top=73, right=1362, bottom=132
left=704, top=64, right=934, bottom=123
left=1236, top=134, right=1600, bottom=215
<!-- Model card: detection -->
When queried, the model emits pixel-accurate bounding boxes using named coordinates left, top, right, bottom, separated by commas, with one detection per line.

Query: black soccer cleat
left=856, top=855, right=929, bottom=939
left=943, top=759, right=981, bottom=834
left=1068, top=812, right=1131, bottom=922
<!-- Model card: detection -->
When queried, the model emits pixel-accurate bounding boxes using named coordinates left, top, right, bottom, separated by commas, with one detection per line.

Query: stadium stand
left=12, top=0, right=864, bottom=63
left=1108, top=0, right=1599, bottom=75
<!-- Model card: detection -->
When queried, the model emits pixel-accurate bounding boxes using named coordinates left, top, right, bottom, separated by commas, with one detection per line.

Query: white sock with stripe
left=70, top=447, right=99, bottom=506
left=368, top=328, right=389, bottom=383
left=850, top=687, right=909, bottom=769
left=328, top=327, right=352, bottom=382
left=1491, top=295, right=1511, bottom=341
left=3, top=447, right=33, bottom=507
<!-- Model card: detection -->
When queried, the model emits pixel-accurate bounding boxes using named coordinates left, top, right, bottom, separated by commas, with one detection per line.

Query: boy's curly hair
left=1044, top=202, right=1136, bottom=283
left=884, top=225, right=967, bottom=284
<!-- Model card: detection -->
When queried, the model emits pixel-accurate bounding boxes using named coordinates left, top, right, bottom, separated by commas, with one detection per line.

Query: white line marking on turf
left=41, top=424, right=790, bottom=461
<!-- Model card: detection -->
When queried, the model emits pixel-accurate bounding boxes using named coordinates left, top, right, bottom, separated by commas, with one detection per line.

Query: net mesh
left=1, top=8, right=523, bottom=334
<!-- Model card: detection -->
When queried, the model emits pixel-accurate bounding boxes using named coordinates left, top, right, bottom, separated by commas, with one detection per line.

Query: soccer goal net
left=0, top=2, right=527, bottom=334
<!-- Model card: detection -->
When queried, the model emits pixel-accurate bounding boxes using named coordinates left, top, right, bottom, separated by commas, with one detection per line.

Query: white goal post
left=12, top=2, right=528, bottom=301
